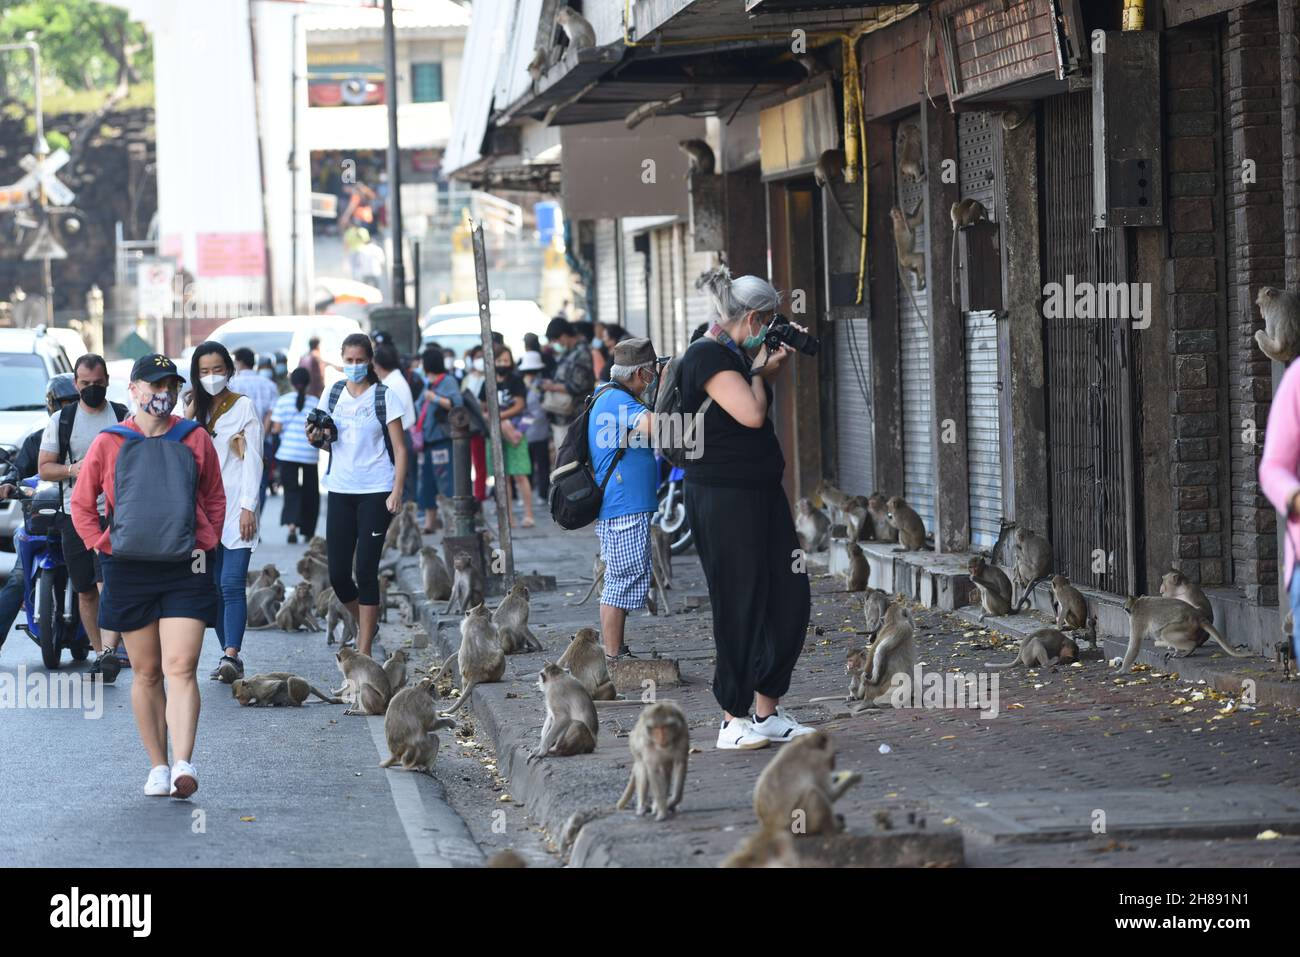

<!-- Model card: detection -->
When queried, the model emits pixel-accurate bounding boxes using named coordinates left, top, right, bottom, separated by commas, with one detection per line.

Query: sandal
left=606, top=646, right=638, bottom=662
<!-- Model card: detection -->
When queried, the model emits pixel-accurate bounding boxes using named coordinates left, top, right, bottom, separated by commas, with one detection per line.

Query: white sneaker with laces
left=170, top=759, right=198, bottom=799
left=716, top=717, right=770, bottom=750
left=144, top=765, right=171, bottom=797
left=750, top=707, right=817, bottom=742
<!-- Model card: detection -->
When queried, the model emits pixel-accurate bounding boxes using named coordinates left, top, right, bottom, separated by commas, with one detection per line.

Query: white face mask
left=200, top=374, right=228, bottom=395
left=472, top=358, right=485, bottom=372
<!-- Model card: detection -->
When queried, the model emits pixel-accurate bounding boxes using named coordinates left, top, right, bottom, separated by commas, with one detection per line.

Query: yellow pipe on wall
left=1122, top=0, right=1145, bottom=31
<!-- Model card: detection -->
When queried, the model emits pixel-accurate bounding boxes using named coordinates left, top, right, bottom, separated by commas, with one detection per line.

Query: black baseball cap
left=130, top=353, right=182, bottom=384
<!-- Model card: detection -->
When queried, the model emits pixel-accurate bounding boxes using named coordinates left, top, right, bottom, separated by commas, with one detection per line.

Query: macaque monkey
left=890, top=204, right=925, bottom=291
left=1255, top=286, right=1300, bottom=364
left=845, top=542, right=870, bottom=592
left=570, top=553, right=605, bottom=606
left=721, top=829, right=801, bottom=869
left=529, top=661, right=598, bottom=760
left=866, top=493, right=896, bottom=543
left=250, top=581, right=320, bottom=632
left=378, top=567, right=411, bottom=623
left=678, top=138, right=715, bottom=176
left=886, top=495, right=927, bottom=551
left=383, top=648, right=408, bottom=694
left=650, top=524, right=673, bottom=590
left=420, top=545, right=453, bottom=602
left=556, top=627, right=617, bottom=700
left=231, top=673, right=341, bottom=706
left=486, top=849, right=529, bottom=868
left=795, top=497, right=832, bottom=550
left=949, top=198, right=989, bottom=302
left=848, top=600, right=916, bottom=710
left=246, top=564, right=280, bottom=592
left=395, top=502, right=422, bottom=557
left=986, top=628, right=1078, bottom=670
left=332, top=646, right=392, bottom=715
left=444, top=553, right=485, bottom=616
left=753, top=730, right=860, bottom=836
left=313, top=585, right=334, bottom=620
left=380, top=676, right=455, bottom=774
left=246, top=579, right=285, bottom=629
left=816, top=481, right=851, bottom=526
left=1119, top=597, right=1250, bottom=673
left=844, top=496, right=870, bottom=543
left=616, top=701, right=689, bottom=821
left=1159, top=569, right=1214, bottom=621
left=968, top=556, right=1012, bottom=620
left=1011, top=527, right=1052, bottom=611
left=844, top=647, right=870, bottom=701
left=527, top=47, right=547, bottom=83
left=555, top=5, right=596, bottom=50
left=861, top=588, right=890, bottom=637
left=325, top=590, right=358, bottom=646
left=431, top=603, right=506, bottom=714
left=297, top=553, right=330, bottom=598
left=897, top=122, right=923, bottom=182
left=493, top=583, right=543, bottom=654
left=1049, top=574, right=1088, bottom=630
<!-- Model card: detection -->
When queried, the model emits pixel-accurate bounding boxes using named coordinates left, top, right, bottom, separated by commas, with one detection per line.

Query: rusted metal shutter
left=897, top=115, right=934, bottom=529
left=835, top=317, right=874, bottom=497
left=1041, top=91, right=1138, bottom=595
left=594, top=218, right=619, bottom=325
left=959, top=111, right=1003, bottom=548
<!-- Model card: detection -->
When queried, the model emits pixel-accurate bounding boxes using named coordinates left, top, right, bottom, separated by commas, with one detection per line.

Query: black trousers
left=529, top=439, right=551, bottom=498
left=325, top=491, right=393, bottom=605
left=684, top=480, right=811, bottom=717
left=278, top=460, right=320, bottom=538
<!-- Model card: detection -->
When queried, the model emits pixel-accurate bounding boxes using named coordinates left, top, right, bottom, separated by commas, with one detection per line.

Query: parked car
left=200, top=314, right=364, bottom=391
left=0, top=327, right=72, bottom=550
left=420, top=299, right=549, bottom=368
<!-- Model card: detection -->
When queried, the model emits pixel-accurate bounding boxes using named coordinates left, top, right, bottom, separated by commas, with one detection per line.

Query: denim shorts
left=98, top=551, right=219, bottom=634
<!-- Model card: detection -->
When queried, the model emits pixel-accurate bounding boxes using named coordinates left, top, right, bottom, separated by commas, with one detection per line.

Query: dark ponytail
left=341, top=332, right=380, bottom=385
left=290, top=366, right=310, bottom=411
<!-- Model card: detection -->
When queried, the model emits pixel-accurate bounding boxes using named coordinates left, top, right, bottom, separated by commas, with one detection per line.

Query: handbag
left=542, top=389, right=575, bottom=417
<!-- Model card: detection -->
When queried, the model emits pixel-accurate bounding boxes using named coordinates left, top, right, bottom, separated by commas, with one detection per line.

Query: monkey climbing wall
left=896, top=115, right=935, bottom=532
left=1040, top=91, right=1139, bottom=596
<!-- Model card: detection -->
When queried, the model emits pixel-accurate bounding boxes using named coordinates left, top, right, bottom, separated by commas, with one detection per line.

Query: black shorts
left=59, top=513, right=101, bottom=594
left=98, top=551, right=219, bottom=634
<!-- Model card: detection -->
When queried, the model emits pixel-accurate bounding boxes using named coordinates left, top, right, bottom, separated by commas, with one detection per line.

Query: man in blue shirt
left=587, top=338, right=660, bottom=660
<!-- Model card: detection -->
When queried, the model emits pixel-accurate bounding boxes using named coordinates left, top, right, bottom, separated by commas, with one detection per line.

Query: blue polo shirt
left=588, top=385, right=657, bottom=520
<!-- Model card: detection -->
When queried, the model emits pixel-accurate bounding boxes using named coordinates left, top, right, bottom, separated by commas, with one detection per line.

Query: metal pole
left=471, top=219, right=514, bottom=587
left=412, top=239, right=421, bottom=349
left=450, top=407, right=474, bottom=538
left=247, top=0, right=275, bottom=314
left=383, top=0, right=406, bottom=307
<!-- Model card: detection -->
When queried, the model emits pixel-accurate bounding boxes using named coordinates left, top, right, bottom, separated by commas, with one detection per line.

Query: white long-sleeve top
left=206, top=392, right=263, bottom=551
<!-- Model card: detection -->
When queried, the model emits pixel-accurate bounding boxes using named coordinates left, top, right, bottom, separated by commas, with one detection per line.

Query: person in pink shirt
left=1259, top=359, right=1300, bottom=660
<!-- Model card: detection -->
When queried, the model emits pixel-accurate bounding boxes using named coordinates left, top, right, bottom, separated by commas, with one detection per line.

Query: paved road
left=0, top=495, right=482, bottom=867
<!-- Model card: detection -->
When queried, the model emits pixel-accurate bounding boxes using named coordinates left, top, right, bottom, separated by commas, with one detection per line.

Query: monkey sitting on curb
left=444, top=554, right=485, bottom=617
left=1118, top=596, right=1250, bottom=673
left=968, top=555, right=1012, bottom=620
left=420, top=545, right=452, bottom=602
left=1049, top=574, right=1088, bottom=630
left=557, top=627, right=617, bottom=700
left=493, top=583, right=543, bottom=654
left=886, top=496, right=928, bottom=551
left=795, top=497, right=831, bottom=553
left=529, top=662, right=598, bottom=761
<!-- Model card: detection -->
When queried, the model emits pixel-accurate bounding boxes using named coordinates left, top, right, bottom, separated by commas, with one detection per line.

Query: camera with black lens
left=305, top=408, right=337, bottom=448
left=764, top=314, right=820, bottom=357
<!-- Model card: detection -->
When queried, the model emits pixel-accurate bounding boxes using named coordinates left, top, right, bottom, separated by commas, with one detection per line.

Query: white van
left=420, top=300, right=549, bottom=367
left=200, top=314, right=365, bottom=391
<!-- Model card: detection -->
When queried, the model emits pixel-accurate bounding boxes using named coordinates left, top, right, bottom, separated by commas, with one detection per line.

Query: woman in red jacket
left=72, top=354, right=226, bottom=800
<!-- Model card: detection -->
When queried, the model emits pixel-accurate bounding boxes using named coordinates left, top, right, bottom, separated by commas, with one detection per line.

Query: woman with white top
left=306, top=333, right=406, bottom=658
left=188, top=341, right=263, bottom=684
left=271, top=367, right=320, bottom=543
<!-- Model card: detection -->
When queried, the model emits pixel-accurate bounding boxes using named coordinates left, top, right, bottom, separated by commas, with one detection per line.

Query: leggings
left=326, top=491, right=394, bottom=605
left=683, top=480, right=811, bottom=717
left=278, top=460, right=320, bottom=537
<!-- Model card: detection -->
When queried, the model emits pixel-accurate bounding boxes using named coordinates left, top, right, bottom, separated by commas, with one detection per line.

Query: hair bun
left=695, top=263, right=732, bottom=295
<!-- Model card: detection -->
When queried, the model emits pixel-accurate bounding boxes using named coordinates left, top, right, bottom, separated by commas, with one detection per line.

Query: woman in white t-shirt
left=306, top=333, right=407, bottom=657
left=188, top=341, right=263, bottom=684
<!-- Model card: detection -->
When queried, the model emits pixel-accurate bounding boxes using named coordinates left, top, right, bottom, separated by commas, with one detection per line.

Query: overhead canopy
left=306, top=101, right=452, bottom=152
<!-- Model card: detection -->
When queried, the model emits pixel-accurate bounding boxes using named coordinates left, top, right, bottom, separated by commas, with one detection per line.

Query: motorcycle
left=654, top=456, right=692, bottom=555
left=14, top=479, right=89, bottom=669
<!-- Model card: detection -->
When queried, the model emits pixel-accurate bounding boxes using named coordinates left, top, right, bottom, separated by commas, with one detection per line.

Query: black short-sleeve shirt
left=676, top=337, right=784, bottom=488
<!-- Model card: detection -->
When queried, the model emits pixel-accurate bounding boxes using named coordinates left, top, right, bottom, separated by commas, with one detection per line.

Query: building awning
left=306, top=101, right=452, bottom=152
left=302, top=1, right=469, bottom=36
left=628, top=1, right=919, bottom=44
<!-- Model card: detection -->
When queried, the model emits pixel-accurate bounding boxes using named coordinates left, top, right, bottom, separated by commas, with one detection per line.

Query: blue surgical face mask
left=343, top=362, right=369, bottom=383
left=259, top=368, right=274, bottom=380
left=642, top=372, right=659, bottom=407
left=275, top=363, right=287, bottom=375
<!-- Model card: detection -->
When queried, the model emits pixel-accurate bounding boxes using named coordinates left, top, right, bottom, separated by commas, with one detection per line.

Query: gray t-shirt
left=40, top=402, right=118, bottom=512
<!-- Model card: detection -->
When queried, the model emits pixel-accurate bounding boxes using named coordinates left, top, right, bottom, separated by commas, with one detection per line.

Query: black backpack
left=58, top=400, right=128, bottom=463
left=653, top=337, right=724, bottom=468
left=548, top=382, right=635, bottom=531
left=325, top=380, right=392, bottom=474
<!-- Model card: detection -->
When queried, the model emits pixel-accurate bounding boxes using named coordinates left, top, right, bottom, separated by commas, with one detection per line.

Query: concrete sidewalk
left=399, top=513, right=1300, bottom=868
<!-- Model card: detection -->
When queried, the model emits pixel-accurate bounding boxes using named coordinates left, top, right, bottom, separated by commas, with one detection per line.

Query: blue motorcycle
left=14, top=479, right=89, bottom=669
left=654, top=457, right=692, bottom=555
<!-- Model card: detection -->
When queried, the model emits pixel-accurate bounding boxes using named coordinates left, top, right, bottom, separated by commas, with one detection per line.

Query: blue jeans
left=1289, top=566, right=1300, bottom=664
left=212, top=544, right=252, bottom=654
left=419, top=440, right=453, bottom=508
left=0, top=562, right=24, bottom=650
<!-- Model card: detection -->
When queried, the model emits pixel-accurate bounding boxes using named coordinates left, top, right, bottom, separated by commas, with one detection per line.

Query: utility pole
left=383, top=0, right=406, bottom=311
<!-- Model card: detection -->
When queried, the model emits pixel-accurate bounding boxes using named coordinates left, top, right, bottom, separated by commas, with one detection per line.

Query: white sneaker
left=170, top=759, right=198, bottom=799
left=750, top=707, right=817, bottom=743
left=144, top=765, right=171, bottom=797
left=716, top=717, right=771, bottom=750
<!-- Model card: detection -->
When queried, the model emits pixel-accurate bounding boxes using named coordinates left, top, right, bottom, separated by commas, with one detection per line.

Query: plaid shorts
left=595, top=511, right=653, bottom=610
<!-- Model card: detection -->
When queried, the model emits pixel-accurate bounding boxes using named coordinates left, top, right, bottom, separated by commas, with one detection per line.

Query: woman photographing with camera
left=677, top=265, right=814, bottom=751
left=306, top=333, right=407, bottom=657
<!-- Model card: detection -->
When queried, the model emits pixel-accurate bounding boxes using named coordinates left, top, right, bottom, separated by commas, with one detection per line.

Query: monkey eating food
left=232, top=673, right=341, bottom=707
left=985, top=628, right=1078, bottom=670
left=1119, top=596, right=1251, bottom=673
left=753, top=730, right=860, bottom=836
left=430, top=603, right=506, bottom=715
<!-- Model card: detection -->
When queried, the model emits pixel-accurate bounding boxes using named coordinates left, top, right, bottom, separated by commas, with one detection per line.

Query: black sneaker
left=215, top=655, right=244, bottom=684
left=89, top=650, right=121, bottom=684
left=287, top=530, right=298, bottom=545
left=606, top=646, right=638, bottom=662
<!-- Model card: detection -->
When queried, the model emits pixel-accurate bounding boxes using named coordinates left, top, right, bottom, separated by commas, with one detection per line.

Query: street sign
left=137, top=257, right=176, bottom=319
left=18, top=148, right=74, bottom=206
left=23, top=219, right=66, bottom=260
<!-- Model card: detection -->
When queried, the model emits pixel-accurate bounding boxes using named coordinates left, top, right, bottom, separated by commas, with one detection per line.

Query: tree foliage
left=0, top=0, right=152, bottom=96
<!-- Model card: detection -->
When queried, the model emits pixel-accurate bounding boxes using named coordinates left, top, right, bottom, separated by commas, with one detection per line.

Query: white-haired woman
left=677, top=266, right=814, bottom=750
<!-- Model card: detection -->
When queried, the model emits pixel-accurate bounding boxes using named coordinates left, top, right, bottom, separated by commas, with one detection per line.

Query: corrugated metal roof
left=303, top=1, right=469, bottom=34
left=444, top=0, right=515, bottom=175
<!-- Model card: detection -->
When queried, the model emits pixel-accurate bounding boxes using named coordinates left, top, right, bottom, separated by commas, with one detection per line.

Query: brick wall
left=1223, top=3, right=1283, bottom=605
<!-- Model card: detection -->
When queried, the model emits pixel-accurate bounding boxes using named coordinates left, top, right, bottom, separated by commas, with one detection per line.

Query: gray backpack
left=105, top=420, right=202, bottom=562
